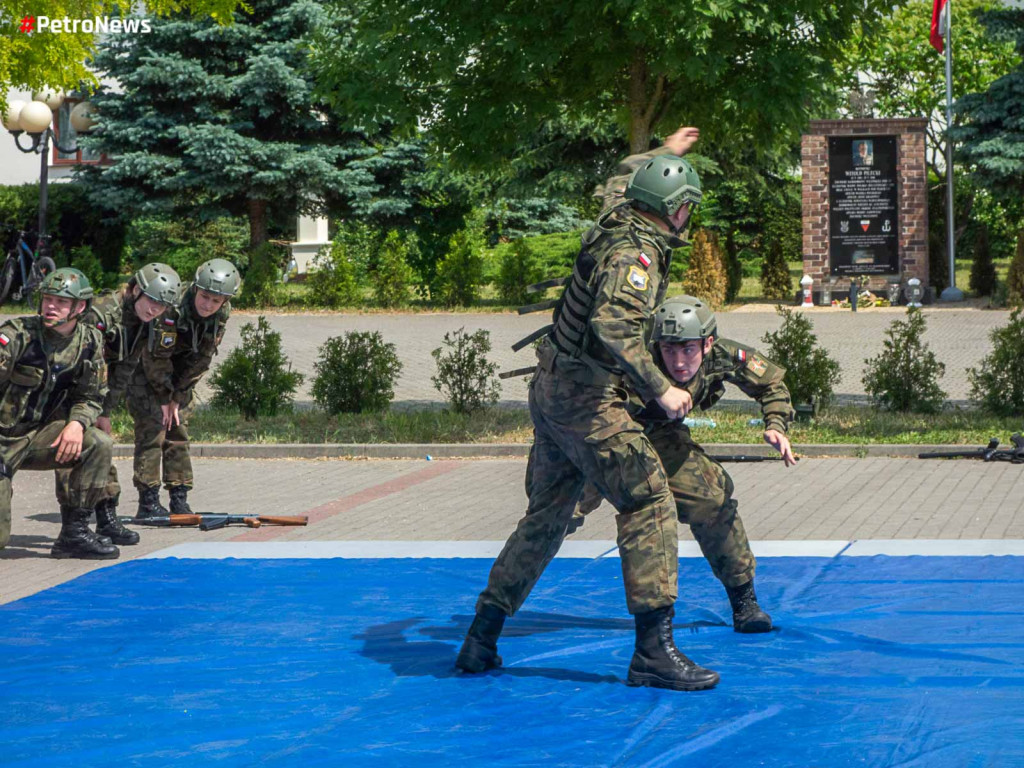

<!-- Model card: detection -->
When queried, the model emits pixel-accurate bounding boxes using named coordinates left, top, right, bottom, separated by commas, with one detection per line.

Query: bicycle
left=0, top=228, right=56, bottom=307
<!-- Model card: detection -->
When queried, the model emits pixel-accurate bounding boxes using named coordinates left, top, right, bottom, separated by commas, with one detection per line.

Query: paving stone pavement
left=208, top=307, right=1013, bottom=406
left=2, top=455, right=1021, bottom=605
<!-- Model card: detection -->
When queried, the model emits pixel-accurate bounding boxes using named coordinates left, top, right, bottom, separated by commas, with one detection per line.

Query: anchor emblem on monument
left=882, top=219, right=892, bottom=233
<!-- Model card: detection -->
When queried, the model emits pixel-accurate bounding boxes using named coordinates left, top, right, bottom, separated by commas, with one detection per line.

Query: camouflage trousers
left=579, top=419, right=755, bottom=588
left=1, top=420, right=113, bottom=548
left=127, top=381, right=194, bottom=491
left=478, top=368, right=678, bottom=617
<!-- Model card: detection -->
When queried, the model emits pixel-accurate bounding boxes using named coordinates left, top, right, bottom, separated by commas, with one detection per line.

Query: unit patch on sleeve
left=747, top=355, right=768, bottom=377
left=160, top=331, right=177, bottom=348
left=626, top=265, right=650, bottom=292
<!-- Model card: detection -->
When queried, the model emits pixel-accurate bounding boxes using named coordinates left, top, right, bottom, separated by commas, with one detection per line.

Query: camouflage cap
left=194, top=258, right=241, bottom=297
left=134, top=263, right=182, bottom=306
left=652, top=294, right=717, bottom=343
left=39, top=267, right=94, bottom=301
left=625, top=155, right=702, bottom=219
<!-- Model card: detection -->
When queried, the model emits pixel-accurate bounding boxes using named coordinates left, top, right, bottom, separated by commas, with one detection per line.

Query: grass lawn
left=109, top=403, right=1022, bottom=447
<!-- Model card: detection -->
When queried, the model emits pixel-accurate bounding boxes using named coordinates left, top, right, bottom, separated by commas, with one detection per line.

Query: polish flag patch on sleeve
left=96, top=322, right=106, bottom=331
left=638, top=253, right=651, bottom=268
left=164, top=318, right=175, bottom=326
left=0, top=333, right=9, bottom=346
left=736, top=349, right=747, bottom=363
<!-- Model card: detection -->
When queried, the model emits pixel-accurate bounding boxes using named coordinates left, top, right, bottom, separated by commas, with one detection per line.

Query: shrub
left=68, top=245, right=116, bottom=291
left=760, top=239, right=792, bottom=300
left=433, top=217, right=486, bottom=307
left=1008, top=231, right=1024, bottom=306
left=374, top=230, right=415, bottom=308
left=306, top=241, right=361, bottom=308
left=969, top=224, right=997, bottom=297
left=209, top=316, right=303, bottom=419
left=862, top=307, right=947, bottom=413
left=497, top=238, right=545, bottom=306
left=967, top=308, right=1024, bottom=417
left=234, top=242, right=284, bottom=309
left=681, top=229, right=727, bottom=309
left=128, top=216, right=249, bottom=279
left=311, top=331, right=402, bottom=414
left=431, top=327, right=501, bottom=413
left=761, top=306, right=842, bottom=408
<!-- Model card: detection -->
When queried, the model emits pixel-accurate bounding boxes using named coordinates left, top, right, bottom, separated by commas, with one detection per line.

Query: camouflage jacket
left=542, top=149, right=685, bottom=403
left=83, top=288, right=160, bottom=417
left=640, top=338, right=794, bottom=433
left=0, top=315, right=107, bottom=435
left=140, top=285, right=231, bottom=405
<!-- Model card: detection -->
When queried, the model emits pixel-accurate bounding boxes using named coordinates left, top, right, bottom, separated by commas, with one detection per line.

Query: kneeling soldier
left=0, top=268, right=118, bottom=559
left=573, top=294, right=797, bottom=632
left=128, top=258, right=240, bottom=516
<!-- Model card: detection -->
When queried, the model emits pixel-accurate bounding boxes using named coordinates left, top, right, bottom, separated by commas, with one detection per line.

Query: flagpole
left=941, top=0, right=964, bottom=301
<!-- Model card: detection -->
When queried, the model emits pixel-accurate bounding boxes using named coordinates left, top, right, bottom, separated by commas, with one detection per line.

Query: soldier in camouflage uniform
left=128, top=259, right=240, bottom=517
left=572, top=295, right=797, bottom=633
left=54, top=263, right=182, bottom=540
left=457, top=127, right=721, bottom=692
left=0, top=268, right=119, bottom=559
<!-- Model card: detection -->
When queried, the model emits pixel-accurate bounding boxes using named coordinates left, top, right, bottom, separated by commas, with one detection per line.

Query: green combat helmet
left=194, top=258, right=242, bottom=297
left=625, top=155, right=703, bottom=220
left=134, top=263, right=182, bottom=306
left=38, top=267, right=94, bottom=302
left=652, top=295, right=717, bottom=344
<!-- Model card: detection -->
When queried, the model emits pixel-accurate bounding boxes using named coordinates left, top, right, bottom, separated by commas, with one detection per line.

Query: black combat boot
left=51, top=506, right=120, bottom=560
left=136, top=486, right=168, bottom=519
left=168, top=485, right=193, bottom=516
left=726, top=580, right=773, bottom=634
left=455, top=604, right=506, bottom=673
left=95, top=496, right=140, bottom=546
left=627, top=607, right=720, bottom=691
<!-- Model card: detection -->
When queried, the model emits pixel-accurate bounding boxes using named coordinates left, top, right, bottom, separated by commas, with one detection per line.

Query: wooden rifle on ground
left=124, top=514, right=309, bottom=529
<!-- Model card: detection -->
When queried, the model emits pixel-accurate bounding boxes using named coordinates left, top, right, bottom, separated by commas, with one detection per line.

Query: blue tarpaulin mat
left=0, top=554, right=1021, bottom=767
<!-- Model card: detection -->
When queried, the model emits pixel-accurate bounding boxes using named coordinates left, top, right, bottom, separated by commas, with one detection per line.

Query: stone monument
left=801, top=118, right=929, bottom=304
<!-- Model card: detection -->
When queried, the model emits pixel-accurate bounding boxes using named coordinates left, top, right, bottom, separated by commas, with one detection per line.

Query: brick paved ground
left=2, top=455, right=1021, bottom=605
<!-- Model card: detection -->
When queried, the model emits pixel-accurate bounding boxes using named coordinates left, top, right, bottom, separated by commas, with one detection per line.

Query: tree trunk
left=248, top=197, right=268, bottom=250
left=626, top=48, right=668, bottom=154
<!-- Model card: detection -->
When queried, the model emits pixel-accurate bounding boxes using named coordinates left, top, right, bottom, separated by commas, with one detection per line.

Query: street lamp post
left=3, top=92, right=96, bottom=257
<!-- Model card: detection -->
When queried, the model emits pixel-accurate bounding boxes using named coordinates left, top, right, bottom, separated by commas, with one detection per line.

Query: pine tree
left=681, top=229, right=727, bottom=309
left=955, top=9, right=1024, bottom=202
left=79, top=0, right=417, bottom=249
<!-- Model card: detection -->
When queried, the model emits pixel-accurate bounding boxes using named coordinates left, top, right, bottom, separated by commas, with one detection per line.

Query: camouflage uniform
left=0, top=316, right=111, bottom=547
left=128, top=286, right=230, bottom=490
left=478, top=152, right=688, bottom=618
left=631, top=339, right=793, bottom=587
left=54, top=288, right=155, bottom=505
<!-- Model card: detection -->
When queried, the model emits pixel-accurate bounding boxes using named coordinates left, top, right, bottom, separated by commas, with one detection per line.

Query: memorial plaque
left=828, top=135, right=899, bottom=275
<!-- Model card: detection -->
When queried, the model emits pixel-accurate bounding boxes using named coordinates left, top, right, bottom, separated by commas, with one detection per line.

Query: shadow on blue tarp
left=0, top=555, right=1021, bottom=767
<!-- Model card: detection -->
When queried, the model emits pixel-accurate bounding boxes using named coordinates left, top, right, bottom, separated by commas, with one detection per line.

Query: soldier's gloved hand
left=664, top=126, right=700, bottom=156
left=764, top=429, right=798, bottom=466
left=656, top=387, right=694, bottom=420
left=95, top=416, right=112, bottom=435
left=161, top=402, right=180, bottom=430
left=52, top=421, right=85, bottom=464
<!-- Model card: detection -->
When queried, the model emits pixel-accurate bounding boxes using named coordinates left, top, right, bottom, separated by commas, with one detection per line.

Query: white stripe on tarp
left=142, top=539, right=1024, bottom=560
left=843, top=539, right=1024, bottom=557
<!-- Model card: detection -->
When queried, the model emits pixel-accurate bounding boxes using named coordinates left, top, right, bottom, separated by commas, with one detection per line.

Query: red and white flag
left=931, top=0, right=949, bottom=53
